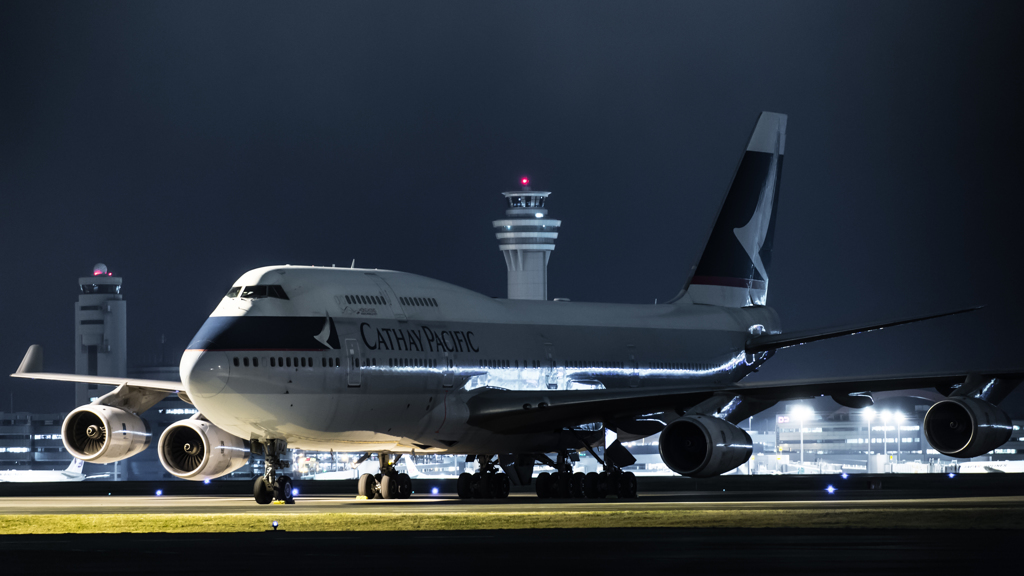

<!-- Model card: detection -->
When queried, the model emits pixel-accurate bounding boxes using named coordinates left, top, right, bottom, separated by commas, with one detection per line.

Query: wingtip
left=16, top=345, right=44, bottom=374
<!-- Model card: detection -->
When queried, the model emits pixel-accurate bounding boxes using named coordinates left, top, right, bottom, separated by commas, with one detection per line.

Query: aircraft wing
left=465, top=370, right=1024, bottom=434
left=9, top=345, right=184, bottom=392
left=745, top=306, right=981, bottom=353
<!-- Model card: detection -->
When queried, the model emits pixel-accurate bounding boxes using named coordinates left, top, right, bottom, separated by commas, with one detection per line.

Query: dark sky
left=3, top=2, right=1023, bottom=414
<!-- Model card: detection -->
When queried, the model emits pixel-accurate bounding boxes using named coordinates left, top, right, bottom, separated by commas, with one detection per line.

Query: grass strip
left=1, top=507, right=1020, bottom=534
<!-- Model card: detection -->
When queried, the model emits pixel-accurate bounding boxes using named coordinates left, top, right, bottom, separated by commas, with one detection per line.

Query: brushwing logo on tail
left=732, top=129, right=781, bottom=285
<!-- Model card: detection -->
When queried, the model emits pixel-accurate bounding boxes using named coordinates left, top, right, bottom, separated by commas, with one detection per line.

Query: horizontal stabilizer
left=11, top=346, right=184, bottom=392
left=745, top=306, right=982, bottom=353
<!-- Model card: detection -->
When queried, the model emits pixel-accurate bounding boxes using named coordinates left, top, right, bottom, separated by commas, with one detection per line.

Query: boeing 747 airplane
left=13, top=112, right=1021, bottom=504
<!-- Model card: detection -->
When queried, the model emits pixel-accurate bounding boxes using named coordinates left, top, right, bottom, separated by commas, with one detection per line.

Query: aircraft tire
left=618, top=471, right=638, bottom=498
left=396, top=473, right=413, bottom=499
left=583, top=472, right=600, bottom=499
left=535, top=472, right=551, bottom=498
left=457, top=472, right=473, bottom=499
left=275, top=475, right=294, bottom=503
left=597, top=471, right=610, bottom=497
left=571, top=472, right=585, bottom=498
left=380, top=473, right=398, bottom=499
left=555, top=471, right=572, bottom=498
left=254, top=477, right=273, bottom=505
left=358, top=473, right=376, bottom=499
left=490, top=473, right=511, bottom=498
left=471, top=472, right=492, bottom=499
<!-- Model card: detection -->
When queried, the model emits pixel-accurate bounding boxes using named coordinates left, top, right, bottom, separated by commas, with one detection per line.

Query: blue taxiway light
left=155, top=490, right=163, bottom=496
left=840, top=473, right=848, bottom=479
left=431, top=487, right=439, bottom=495
left=948, top=473, right=956, bottom=478
left=204, top=479, right=211, bottom=485
left=292, top=488, right=299, bottom=497
left=825, top=485, right=836, bottom=494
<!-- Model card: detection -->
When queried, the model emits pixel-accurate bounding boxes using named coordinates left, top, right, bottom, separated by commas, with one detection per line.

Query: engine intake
left=923, top=397, right=1013, bottom=458
left=158, top=419, right=250, bottom=481
left=62, top=405, right=151, bottom=463
left=658, top=415, right=752, bottom=478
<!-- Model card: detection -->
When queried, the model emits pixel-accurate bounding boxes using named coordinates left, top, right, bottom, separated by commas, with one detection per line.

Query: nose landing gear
left=356, top=452, right=412, bottom=500
left=252, top=439, right=295, bottom=505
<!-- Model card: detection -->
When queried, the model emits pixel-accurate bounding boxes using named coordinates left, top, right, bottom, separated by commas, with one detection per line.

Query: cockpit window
left=234, top=284, right=289, bottom=300
left=226, top=287, right=241, bottom=298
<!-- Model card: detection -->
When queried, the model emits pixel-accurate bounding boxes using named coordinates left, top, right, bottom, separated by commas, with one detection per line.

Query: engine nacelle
left=658, top=415, right=752, bottom=478
left=62, top=405, right=152, bottom=464
left=923, top=397, right=1013, bottom=458
left=158, top=419, right=250, bottom=481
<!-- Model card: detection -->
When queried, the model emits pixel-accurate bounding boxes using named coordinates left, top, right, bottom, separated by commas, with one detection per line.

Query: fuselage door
left=365, top=273, right=407, bottom=322
left=627, top=345, right=639, bottom=388
left=441, top=351, right=454, bottom=388
left=346, top=338, right=362, bottom=387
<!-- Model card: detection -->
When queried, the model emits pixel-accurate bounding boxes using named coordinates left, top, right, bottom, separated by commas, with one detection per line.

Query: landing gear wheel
left=555, top=471, right=572, bottom=498
left=584, top=472, right=600, bottom=499
left=380, top=474, right=398, bottom=499
left=490, top=473, right=511, bottom=498
left=254, top=477, right=272, bottom=505
left=535, top=472, right=552, bottom=499
left=396, top=473, right=413, bottom=499
left=618, top=471, right=638, bottom=499
left=471, top=472, right=492, bottom=499
left=597, top=471, right=610, bottom=498
left=358, top=473, right=377, bottom=499
left=571, top=472, right=585, bottom=498
left=457, top=472, right=473, bottom=499
left=275, top=475, right=295, bottom=504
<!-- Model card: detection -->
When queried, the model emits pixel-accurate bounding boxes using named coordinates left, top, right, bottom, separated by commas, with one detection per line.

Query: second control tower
left=492, top=178, right=561, bottom=300
left=74, top=263, right=126, bottom=406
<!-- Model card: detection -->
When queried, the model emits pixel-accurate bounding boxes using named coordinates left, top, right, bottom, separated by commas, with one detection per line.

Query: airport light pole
left=881, top=411, right=891, bottom=470
left=864, top=407, right=875, bottom=456
left=793, top=405, right=814, bottom=466
left=895, top=412, right=905, bottom=465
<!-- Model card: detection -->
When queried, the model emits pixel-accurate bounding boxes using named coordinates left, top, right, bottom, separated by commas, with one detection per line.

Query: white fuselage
left=181, top=266, right=780, bottom=455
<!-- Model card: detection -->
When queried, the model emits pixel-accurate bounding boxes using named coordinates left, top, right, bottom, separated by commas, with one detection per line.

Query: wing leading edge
left=10, top=345, right=184, bottom=392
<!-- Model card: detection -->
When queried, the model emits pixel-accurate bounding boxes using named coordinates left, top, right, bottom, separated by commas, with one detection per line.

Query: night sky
left=3, top=2, right=1023, bottom=415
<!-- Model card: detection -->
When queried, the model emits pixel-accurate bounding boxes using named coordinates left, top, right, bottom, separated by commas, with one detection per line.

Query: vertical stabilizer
left=675, top=111, right=786, bottom=307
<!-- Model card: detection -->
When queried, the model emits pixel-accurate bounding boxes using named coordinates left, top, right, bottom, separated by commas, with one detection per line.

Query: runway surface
left=3, top=490, right=1024, bottom=515
left=1, top=528, right=1017, bottom=575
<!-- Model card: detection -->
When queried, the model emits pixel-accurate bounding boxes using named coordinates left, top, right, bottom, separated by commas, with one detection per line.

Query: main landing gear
left=357, top=452, right=413, bottom=500
left=252, top=439, right=295, bottom=505
left=535, top=449, right=638, bottom=500
left=456, top=455, right=511, bottom=499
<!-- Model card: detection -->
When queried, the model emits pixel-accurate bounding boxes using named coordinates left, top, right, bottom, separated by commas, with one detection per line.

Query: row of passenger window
left=480, top=359, right=546, bottom=369
left=346, top=294, right=386, bottom=306
left=389, top=358, right=438, bottom=368
left=233, top=356, right=380, bottom=369
left=567, top=360, right=625, bottom=370
left=400, top=296, right=437, bottom=307
left=651, top=362, right=714, bottom=371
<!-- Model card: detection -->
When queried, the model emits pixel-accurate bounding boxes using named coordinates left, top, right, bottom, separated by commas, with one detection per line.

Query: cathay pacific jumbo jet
left=13, top=112, right=1021, bottom=504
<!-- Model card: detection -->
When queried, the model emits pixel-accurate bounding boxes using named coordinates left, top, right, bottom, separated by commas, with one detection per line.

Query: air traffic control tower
left=74, top=263, right=126, bottom=407
left=493, top=178, right=561, bottom=300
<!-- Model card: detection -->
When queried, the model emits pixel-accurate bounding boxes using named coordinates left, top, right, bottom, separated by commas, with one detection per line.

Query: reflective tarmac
left=4, top=490, right=1023, bottom=515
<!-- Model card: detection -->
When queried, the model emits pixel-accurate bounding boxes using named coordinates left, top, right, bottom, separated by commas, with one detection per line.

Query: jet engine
left=158, top=419, right=250, bottom=481
left=62, top=405, right=152, bottom=463
left=658, top=415, right=752, bottom=478
left=923, top=397, right=1013, bottom=459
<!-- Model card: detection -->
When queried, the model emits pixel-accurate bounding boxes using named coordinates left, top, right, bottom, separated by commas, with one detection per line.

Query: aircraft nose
left=180, top=350, right=231, bottom=399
